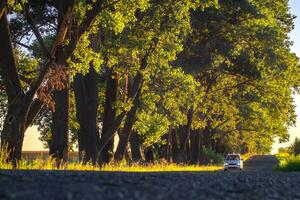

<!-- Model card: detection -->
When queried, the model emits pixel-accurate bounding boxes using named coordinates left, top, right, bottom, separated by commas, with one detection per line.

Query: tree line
left=0, top=0, right=299, bottom=166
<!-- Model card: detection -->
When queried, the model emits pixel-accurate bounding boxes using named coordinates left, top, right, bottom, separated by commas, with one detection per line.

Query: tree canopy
left=0, top=0, right=299, bottom=165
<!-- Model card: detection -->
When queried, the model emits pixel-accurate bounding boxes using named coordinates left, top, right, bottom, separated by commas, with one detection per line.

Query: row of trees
left=0, top=0, right=299, bottom=166
left=279, top=138, right=300, bottom=155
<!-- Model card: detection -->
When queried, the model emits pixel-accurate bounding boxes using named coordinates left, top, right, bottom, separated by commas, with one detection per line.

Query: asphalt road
left=243, top=155, right=279, bottom=171
left=1, top=155, right=300, bottom=200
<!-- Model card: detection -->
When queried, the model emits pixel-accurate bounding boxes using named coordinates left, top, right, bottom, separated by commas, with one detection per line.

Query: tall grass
left=276, top=153, right=300, bottom=172
left=0, top=149, right=222, bottom=172
left=0, top=146, right=12, bottom=169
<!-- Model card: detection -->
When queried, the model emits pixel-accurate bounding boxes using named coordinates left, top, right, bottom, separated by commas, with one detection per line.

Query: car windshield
left=226, top=155, right=240, bottom=160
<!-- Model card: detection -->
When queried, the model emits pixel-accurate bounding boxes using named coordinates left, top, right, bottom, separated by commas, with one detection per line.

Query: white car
left=224, top=154, right=243, bottom=171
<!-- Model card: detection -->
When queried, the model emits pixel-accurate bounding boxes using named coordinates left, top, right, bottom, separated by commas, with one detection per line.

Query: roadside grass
left=1, top=159, right=223, bottom=172
left=101, top=163, right=222, bottom=172
left=276, top=153, right=300, bottom=172
left=0, top=150, right=222, bottom=172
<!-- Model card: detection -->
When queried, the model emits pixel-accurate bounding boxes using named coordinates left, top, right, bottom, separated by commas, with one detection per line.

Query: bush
left=202, top=147, right=224, bottom=165
left=277, top=154, right=300, bottom=172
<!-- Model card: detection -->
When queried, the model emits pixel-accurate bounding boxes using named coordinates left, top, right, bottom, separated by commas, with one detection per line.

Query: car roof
left=226, top=154, right=240, bottom=156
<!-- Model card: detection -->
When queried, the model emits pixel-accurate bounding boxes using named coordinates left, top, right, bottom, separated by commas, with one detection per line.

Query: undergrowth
left=276, top=153, right=300, bottom=172
left=0, top=149, right=222, bottom=172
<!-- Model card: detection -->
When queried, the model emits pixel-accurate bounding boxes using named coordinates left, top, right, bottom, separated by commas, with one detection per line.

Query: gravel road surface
left=0, top=155, right=300, bottom=200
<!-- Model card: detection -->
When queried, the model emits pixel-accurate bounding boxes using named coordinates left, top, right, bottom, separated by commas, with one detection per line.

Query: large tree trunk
left=114, top=81, right=142, bottom=162
left=1, top=97, right=43, bottom=165
left=186, top=137, right=191, bottom=162
left=74, top=67, right=99, bottom=164
left=199, top=129, right=204, bottom=164
left=173, top=108, right=194, bottom=163
left=166, top=128, right=172, bottom=162
left=49, top=76, right=70, bottom=165
left=1, top=100, right=26, bottom=164
left=0, top=13, right=27, bottom=164
left=203, top=125, right=211, bottom=150
left=157, top=130, right=171, bottom=162
left=180, top=108, right=194, bottom=150
left=99, top=69, right=118, bottom=165
left=202, top=125, right=211, bottom=164
left=48, top=0, right=72, bottom=165
left=144, top=146, right=154, bottom=163
left=0, top=2, right=6, bottom=20
left=129, top=131, right=143, bottom=162
left=190, top=129, right=200, bottom=164
left=48, top=0, right=73, bottom=164
left=171, top=128, right=178, bottom=162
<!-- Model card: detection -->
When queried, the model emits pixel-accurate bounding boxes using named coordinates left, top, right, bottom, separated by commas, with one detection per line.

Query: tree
left=171, top=0, right=299, bottom=163
left=0, top=0, right=148, bottom=163
left=291, top=138, right=300, bottom=156
left=96, top=0, right=216, bottom=164
left=1, top=0, right=298, bottom=167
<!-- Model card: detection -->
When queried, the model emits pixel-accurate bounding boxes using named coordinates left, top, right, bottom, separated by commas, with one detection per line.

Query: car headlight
left=224, top=163, right=228, bottom=166
left=237, top=163, right=240, bottom=165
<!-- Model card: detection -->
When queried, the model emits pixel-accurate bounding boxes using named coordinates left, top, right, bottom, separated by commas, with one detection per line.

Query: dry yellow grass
left=1, top=155, right=222, bottom=172
left=101, top=163, right=222, bottom=172
left=2, top=160, right=223, bottom=172
left=0, top=149, right=223, bottom=172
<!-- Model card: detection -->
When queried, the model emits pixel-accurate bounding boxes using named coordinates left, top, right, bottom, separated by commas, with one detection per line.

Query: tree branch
left=28, top=3, right=74, bottom=99
left=19, top=74, right=34, bottom=85
left=0, top=0, right=6, bottom=20
left=63, top=0, right=121, bottom=62
left=0, top=13, right=22, bottom=102
left=13, top=40, right=34, bottom=51
left=211, top=118, right=231, bottom=132
left=18, top=0, right=51, bottom=58
left=25, top=99, right=44, bottom=128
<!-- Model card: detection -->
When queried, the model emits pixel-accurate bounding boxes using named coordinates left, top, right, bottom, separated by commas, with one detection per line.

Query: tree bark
left=145, top=146, right=154, bottom=163
left=171, top=128, right=178, bottom=162
left=129, top=131, right=143, bottom=162
left=48, top=0, right=74, bottom=166
left=179, top=108, right=194, bottom=151
left=190, top=129, right=200, bottom=164
left=0, top=14, right=21, bottom=102
left=99, top=69, right=118, bottom=165
left=73, top=67, right=99, bottom=164
left=114, top=81, right=142, bottom=162
left=203, top=125, right=211, bottom=149
left=0, top=1, right=6, bottom=20
left=173, top=108, right=194, bottom=163
left=0, top=13, right=26, bottom=164
left=202, top=125, right=211, bottom=164
left=199, top=129, right=204, bottom=164
left=49, top=78, right=70, bottom=165
left=157, top=131, right=171, bottom=162
left=166, top=128, right=172, bottom=162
